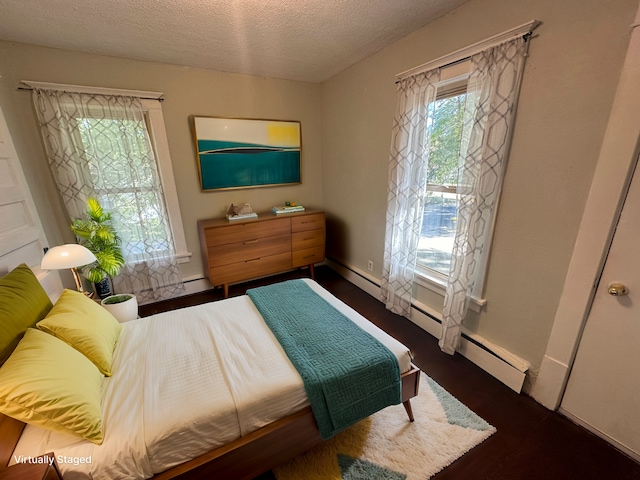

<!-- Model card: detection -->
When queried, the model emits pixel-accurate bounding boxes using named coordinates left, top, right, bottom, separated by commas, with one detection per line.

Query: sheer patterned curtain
left=380, top=69, right=440, bottom=315
left=32, top=88, right=185, bottom=303
left=439, top=36, right=529, bottom=354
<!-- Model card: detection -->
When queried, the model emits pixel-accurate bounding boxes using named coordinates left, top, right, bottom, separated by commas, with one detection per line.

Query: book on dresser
left=272, top=205, right=305, bottom=214
left=198, top=210, right=325, bottom=298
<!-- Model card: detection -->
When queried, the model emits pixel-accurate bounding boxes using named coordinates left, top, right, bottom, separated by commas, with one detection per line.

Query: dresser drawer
left=209, top=234, right=291, bottom=267
left=292, top=246, right=325, bottom=267
left=210, top=252, right=292, bottom=286
left=291, top=213, right=325, bottom=233
left=205, top=218, right=291, bottom=247
left=292, top=229, right=325, bottom=250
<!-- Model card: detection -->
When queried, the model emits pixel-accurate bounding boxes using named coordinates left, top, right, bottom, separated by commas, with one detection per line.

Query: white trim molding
left=140, top=99, right=190, bottom=262
left=531, top=3, right=640, bottom=410
left=414, top=269, right=487, bottom=313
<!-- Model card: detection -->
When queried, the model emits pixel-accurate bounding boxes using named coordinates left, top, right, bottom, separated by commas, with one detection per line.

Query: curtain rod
left=395, top=19, right=541, bottom=82
left=17, top=81, right=164, bottom=101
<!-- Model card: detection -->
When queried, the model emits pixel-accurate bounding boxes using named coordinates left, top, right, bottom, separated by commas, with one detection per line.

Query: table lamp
left=41, top=244, right=97, bottom=296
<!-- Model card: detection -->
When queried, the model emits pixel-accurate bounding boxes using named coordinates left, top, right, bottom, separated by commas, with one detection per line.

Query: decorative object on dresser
left=198, top=210, right=325, bottom=297
left=40, top=244, right=97, bottom=298
left=272, top=204, right=305, bottom=214
left=226, top=203, right=258, bottom=221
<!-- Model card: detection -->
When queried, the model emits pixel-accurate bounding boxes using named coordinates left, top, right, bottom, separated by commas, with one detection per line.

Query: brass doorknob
left=607, top=282, right=629, bottom=296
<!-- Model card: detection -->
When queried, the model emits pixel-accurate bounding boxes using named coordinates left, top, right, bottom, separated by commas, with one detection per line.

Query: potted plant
left=70, top=197, right=126, bottom=299
left=101, top=293, right=138, bottom=323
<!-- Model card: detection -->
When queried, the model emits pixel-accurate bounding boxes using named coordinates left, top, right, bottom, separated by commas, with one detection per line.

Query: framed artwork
left=192, top=116, right=302, bottom=191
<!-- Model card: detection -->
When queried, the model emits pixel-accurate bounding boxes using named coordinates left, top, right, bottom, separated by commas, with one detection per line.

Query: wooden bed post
left=403, top=400, right=415, bottom=422
left=0, top=414, right=25, bottom=468
left=401, top=364, right=420, bottom=422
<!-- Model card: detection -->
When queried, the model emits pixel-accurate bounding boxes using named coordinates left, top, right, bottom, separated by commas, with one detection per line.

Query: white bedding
left=11, top=279, right=412, bottom=479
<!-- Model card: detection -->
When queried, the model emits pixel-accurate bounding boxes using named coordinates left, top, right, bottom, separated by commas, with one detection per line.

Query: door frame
left=531, top=11, right=640, bottom=410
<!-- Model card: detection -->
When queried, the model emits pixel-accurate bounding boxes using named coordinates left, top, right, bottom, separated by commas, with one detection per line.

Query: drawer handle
left=303, top=237, right=315, bottom=241
left=303, top=254, right=316, bottom=259
left=243, top=239, right=259, bottom=245
left=301, top=221, right=316, bottom=225
left=245, top=258, right=261, bottom=263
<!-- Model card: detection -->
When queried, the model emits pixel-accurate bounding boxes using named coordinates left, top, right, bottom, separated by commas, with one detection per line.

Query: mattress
left=11, top=279, right=413, bottom=479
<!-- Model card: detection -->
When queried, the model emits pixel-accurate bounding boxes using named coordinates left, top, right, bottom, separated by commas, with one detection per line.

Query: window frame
left=140, top=99, right=190, bottom=264
left=413, top=61, right=488, bottom=307
left=50, top=87, right=191, bottom=265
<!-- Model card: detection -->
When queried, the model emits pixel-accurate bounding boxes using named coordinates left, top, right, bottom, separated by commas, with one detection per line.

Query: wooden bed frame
left=0, top=137, right=424, bottom=478
left=0, top=365, right=420, bottom=479
left=0, top=261, right=421, bottom=479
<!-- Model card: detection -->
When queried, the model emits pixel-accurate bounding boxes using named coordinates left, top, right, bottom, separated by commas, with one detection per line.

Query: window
left=77, top=114, right=172, bottom=261
left=30, top=83, right=189, bottom=301
left=416, top=82, right=467, bottom=280
left=70, top=97, right=189, bottom=264
left=383, top=30, right=531, bottom=350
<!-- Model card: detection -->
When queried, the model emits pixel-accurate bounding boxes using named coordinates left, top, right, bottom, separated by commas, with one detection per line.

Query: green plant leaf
left=71, top=198, right=125, bottom=283
left=102, top=294, right=132, bottom=304
left=86, top=197, right=103, bottom=221
left=80, top=264, right=107, bottom=283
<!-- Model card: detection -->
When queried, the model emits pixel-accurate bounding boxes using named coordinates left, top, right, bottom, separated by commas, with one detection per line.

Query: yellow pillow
left=0, top=328, right=104, bottom=444
left=37, top=289, right=122, bottom=376
left=0, top=263, right=53, bottom=365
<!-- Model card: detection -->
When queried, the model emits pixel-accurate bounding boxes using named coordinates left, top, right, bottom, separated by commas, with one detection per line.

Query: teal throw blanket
left=247, top=279, right=401, bottom=439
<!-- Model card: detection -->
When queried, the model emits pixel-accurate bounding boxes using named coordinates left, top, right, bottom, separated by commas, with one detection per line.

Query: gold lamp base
left=71, top=267, right=94, bottom=299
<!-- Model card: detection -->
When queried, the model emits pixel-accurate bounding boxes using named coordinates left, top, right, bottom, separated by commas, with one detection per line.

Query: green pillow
left=37, top=289, right=122, bottom=376
left=0, top=264, right=53, bottom=365
left=0, top=328, right=104, bottom=444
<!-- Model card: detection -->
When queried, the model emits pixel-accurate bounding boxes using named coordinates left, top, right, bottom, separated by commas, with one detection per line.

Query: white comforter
left=12, top=279, right=412, bottom=479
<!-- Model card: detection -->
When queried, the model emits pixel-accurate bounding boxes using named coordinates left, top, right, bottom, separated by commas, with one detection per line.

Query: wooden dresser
left=198, top=210, right=325, bottom=297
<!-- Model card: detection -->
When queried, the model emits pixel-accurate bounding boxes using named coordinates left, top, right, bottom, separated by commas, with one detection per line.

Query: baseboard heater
left=325, top=258, right=529, bottom=393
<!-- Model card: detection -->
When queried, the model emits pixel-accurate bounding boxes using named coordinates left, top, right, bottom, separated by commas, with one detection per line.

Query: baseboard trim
left=325, top=258, right=527, bottom=393
left=324, top=259, right=381, bottom=297
left=181, top=276, right=211, bottom=296
left=530, top=354, right=569, bottom=410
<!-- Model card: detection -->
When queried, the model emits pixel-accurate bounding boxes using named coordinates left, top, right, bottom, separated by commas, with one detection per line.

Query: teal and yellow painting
left=193, top=117, right=301, bottom=190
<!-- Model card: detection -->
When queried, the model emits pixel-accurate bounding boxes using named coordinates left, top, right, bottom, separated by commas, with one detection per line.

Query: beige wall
left=320, top=0, right=639, bottom=384
left=0, top=42, right=323, bottom=280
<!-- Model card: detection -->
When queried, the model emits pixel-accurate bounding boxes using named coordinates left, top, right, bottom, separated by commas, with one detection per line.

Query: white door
left=0, top=103, right=61, bottom=299
left=560, top=158, right=640, bottom=461
left=0, top=103, right=47, bottom=269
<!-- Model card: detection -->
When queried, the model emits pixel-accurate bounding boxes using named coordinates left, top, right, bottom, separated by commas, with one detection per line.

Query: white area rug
left=273, top=373, right=495, bottom=480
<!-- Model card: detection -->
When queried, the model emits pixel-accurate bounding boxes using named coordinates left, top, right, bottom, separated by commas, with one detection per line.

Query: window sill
left=414, top=268, right=487, bottom=313
left=176, top=251, right=192, bottom=264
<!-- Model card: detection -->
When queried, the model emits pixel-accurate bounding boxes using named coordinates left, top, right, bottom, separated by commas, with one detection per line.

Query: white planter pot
left=101, top=294, right=138, bottom=323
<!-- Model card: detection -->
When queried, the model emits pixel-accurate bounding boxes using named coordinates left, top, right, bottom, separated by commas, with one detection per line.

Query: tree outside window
left=417, top=90, right=466, bottom=276
left=77, top=116, right=171, bottom=262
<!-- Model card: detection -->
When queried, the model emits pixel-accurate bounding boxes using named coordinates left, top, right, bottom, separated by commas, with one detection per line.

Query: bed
left=0, top=265, right=420, bottom=479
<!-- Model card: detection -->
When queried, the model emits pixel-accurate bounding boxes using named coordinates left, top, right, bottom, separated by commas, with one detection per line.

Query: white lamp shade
left=41, top=244, right=97, bottom=270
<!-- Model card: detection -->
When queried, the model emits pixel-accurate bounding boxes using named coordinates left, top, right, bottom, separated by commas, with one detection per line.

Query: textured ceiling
left=0, top=0, right=469, bottom=83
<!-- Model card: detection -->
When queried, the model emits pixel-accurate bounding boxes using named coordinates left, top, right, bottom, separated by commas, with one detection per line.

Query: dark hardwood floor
left=140, top=265, right=640, bottom=479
